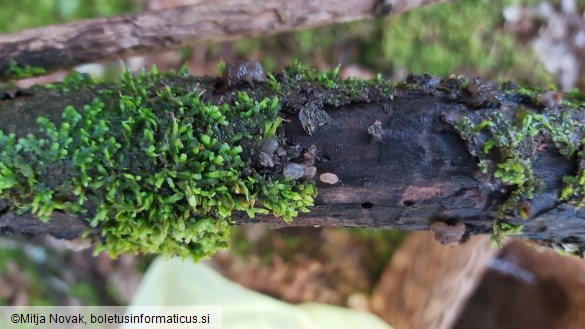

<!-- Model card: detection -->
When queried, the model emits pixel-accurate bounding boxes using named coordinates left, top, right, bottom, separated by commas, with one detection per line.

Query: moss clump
left=7, top=59, right=46, bottom=80
left=0, top=67, right=316, bottom=260
left=491, top=221, right=523, bottom=246
left=559, top=141, right=585, bottom=207
left=45, top=70, right=96, bottom=92
left=280, top=61, right=394, bottom=108
left=455, top=83, right=585, bottom=241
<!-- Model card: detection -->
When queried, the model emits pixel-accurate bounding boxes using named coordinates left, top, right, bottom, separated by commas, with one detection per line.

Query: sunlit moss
left=0, top=67, right=317, bottom=260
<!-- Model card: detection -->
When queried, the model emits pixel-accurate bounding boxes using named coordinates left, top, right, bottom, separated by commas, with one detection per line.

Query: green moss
left=560, top=140, right=585, bottom=207
left=0, top=67, right=317, bottom=260
left=380, top=0, right=549, bottom=84
left=455, top=84, right=585, bottom=239
left=0, top=0, right=137, bottom=33
left=564, top=88, right=585, bottom=108
left=7, top=59, right=46, bottom=79
left=491, top=221, right=523, bottom=246
left=266, top=73, right=282, bottom=93
left=45, top=70, right=96, bottom=91
left=281, top=61, right=394, bottom=107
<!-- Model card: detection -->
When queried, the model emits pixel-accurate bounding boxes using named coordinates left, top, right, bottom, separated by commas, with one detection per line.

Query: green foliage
left=563, top=88, right=585, bottom=108
left=266, top=73, right=281, bottom=93
left=0, top=0, right=137, bottom=33
left=0, top=0, right=557, bottom=90
left=8, top=60, right=46, bottom=79
left=282, top=62, right=343, bottom=90
left=0, top=67, right=316, bottom=260
left=560, top=138, right=585, bottom=207
left=380, top=0, right=547, bottom=82
left=45, top=71, right=96, bottom=92
left=455, top=85, right=585, bottom=227
left=316, top=65, right=340, bottom=89
left=281, top=61, right=394, bottom=106
left=181, top=0, right=546, bottom=98
left=216, top=61, right=226, bottom=76
left=224, top=0, right=553, bottom=89
left=491, top=221, right=523, bottom=246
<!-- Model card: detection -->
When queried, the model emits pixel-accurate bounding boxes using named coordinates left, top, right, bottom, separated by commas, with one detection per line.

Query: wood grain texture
left=371, top=232, right=498, bottom=329
left=372, top=233, right=585, bottom=329
left=0, top=0, right=449, bottom=80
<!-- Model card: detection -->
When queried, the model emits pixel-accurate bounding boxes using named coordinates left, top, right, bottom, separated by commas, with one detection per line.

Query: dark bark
left=0, top=0, right=450, bottom=80
left=1, top=70, right=584, bottom=250
left=235, top=96, right=583, bottom=246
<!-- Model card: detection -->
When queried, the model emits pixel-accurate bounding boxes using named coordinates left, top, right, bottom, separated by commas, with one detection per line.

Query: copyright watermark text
left=2, top=306, right=221, bottom=329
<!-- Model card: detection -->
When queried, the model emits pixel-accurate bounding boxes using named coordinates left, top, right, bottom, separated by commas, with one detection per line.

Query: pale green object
left=130, top=257, right=393, bottom=329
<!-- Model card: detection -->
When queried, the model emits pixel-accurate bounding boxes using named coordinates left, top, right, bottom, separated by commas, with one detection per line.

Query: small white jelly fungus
left=319, top=172, right=339, bottom=185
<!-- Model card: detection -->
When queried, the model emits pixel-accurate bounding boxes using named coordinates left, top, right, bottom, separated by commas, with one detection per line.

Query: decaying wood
left=0, top=71, right=584, bottom=250
left=0, top=0, right=449, bottom=80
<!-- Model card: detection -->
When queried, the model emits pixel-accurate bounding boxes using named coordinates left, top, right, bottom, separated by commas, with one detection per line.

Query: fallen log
left=1, top=63, right=584, bottom=259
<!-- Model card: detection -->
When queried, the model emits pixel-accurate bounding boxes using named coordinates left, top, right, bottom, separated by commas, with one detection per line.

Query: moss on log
left=1, top=63, right=585, bottom=258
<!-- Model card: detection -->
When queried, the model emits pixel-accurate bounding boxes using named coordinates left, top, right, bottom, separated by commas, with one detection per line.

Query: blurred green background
left=0, top=0, right=551, bottom=84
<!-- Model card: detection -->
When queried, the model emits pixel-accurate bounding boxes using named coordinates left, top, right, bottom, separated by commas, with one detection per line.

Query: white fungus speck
left=319, top=172, right=339, bottom=185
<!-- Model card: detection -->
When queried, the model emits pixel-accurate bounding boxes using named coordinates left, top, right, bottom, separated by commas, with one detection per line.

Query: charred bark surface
left=238, top=98, right=493, bottom=233
left=236, top=93, right=584, bottom=246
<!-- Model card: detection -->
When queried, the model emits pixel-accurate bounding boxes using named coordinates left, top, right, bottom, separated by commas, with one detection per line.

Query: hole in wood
left=361, top=202, right=374, bottom=209
left=402, top=200, right=415, bottom=207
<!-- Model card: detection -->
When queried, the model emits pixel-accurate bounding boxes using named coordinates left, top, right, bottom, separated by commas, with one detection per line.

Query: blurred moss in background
left=0, top=0, right=553, bottom=85
left=0, top=0, right=139, bottom=33
left=226, top=0, right=552, bottom=87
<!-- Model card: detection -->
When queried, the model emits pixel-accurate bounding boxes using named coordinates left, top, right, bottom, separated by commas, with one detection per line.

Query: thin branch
left=0, top=0, right=450, bottom=80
